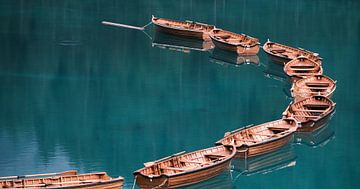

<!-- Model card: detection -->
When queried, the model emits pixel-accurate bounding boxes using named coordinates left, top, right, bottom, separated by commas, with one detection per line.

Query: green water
left=0, top=0, right=359, bottom=188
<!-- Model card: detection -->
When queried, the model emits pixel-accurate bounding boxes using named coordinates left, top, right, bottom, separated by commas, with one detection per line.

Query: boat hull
left=154, top=24, right=210, bottom=41
left=134, top=157, right=232, bottom=188
left=0, top=177, right=123, bottom=189
left=211, top=38, right=260, bottom=55
left=235, top=134, right=294, bottom=159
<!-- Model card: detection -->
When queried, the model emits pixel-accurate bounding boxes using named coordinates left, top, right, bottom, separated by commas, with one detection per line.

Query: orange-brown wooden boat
left=291, top=75, right=337, bottom=100
left=0, top=170, right=123, bottom=188
left=282, top=96, right=336, bottom=129
left=284, top=56, right=323, bottom=79
left=152, top=16, right=215, bottom=41
left=263, top=40, right=322, bottom=64
left=209, top=29, right=260, bottom=55
left=215, top=119, right=298, bottom=159
left=133, top=145, right=236, bottom=189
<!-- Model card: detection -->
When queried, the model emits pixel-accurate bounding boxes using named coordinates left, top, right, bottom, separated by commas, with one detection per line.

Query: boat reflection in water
left=294, top=116, right=335, bottom=148
left=210, top=48, right=260, bottom=67
left=152, top=31, right=214, bottom=53
left=180, top=171, right=233, bottom=189
left=263, top=61, right=289, bottom=83
left=231, top=145, right=296, bottom=176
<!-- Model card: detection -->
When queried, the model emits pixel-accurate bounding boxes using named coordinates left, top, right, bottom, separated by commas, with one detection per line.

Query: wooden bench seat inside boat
left=270, top=49, right=286, bottom=53
left=179, top=159, right=203, bottom=164
left=161, top=167, right=188, bottom=172
left=215, top=34, right=231, bottom=39
left=306, top=82, right=330, bottom=87
left=204, top=153, right=226, bottom=159
left=292, top=108, right=327, bottom=112
left=303, top=104, right=330, bottom=108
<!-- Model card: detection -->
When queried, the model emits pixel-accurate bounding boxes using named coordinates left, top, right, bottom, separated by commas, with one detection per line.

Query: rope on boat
left=151, top=178, right=168, bottom=189
left=131, top=176, right=137, bottom=189
left=101, top=21, right=152, bottom=31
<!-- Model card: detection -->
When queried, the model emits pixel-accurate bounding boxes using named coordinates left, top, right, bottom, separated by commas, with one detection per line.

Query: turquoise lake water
left=0, top=0, right=359, bottom=188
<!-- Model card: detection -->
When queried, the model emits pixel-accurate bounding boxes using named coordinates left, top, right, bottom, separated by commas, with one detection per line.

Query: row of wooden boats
left=132, top=16, right=337, bottom=188
left=0, top=119, right=334, bottom=189
left=1, top=16, right=337, bottom=189
left=152, top=16, right=260, bottom=55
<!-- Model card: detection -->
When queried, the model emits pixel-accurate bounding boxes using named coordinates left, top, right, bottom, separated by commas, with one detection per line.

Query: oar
left=0, top=170, right=77, bottom=180
left=101, top=20, right=153, bottom=40
left=101, top=21, right=152, bottom=31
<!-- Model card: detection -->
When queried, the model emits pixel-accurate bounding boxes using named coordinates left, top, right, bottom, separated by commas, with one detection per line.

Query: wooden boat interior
left=285, top=96, right=335, bottom=122
left=211, top=29, right=259, bottom=46
left=137, top=146, right=233, bottom=177
left=218, top=119, right=297, bottom=147
left=0, top=171, right=120, bottom=188
left=292, top=76, right=336, bottom=98
left=152, top=17, right=214, bottom=32
left=285, top=57, right=322, bottom=76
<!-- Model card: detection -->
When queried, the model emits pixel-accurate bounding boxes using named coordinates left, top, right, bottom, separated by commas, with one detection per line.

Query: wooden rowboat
left=282, top=96, right=336, bottom=129
left=0, top=170, right=123, bottom=188
left=263, top=40, right=322, bottom=64
left=291, top=75, right=337, bottom=100
left=133, top=145, right=236, bottom=189
left=215, top=119, right=298, bottom=159
left=152, top=16, right=215, bottom=41
left=284, top=56, right=323, bottom=79
left=209, top=29, right=260, bottom=55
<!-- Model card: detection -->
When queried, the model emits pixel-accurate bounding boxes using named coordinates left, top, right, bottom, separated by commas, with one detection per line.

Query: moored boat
left=291, top=75, right=337, bottom=100
left=282, top=96, right=336, bottom=129
left=215, top=119, right=298, bottom=159
left=152, top=16, right=215, bottom=40
left=0, top=170, right=124, bottom=188
left=133, top=145, right=236, bottom=189
left=209, top=29, right=260, bottom=55
left=263, top=40, right=322, bottom=64
left=284, top=56, right=323, bottom=79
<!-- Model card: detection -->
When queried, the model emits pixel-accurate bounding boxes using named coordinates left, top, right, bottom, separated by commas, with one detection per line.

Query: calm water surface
left=0, top=0, right=359, bottom=188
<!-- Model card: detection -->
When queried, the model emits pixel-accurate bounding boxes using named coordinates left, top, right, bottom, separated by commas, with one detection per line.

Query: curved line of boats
left=1, top=16, right=337, bottom=188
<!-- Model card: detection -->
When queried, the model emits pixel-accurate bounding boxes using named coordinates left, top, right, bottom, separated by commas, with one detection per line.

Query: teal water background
left=0, top=0, right=359, bottom=188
